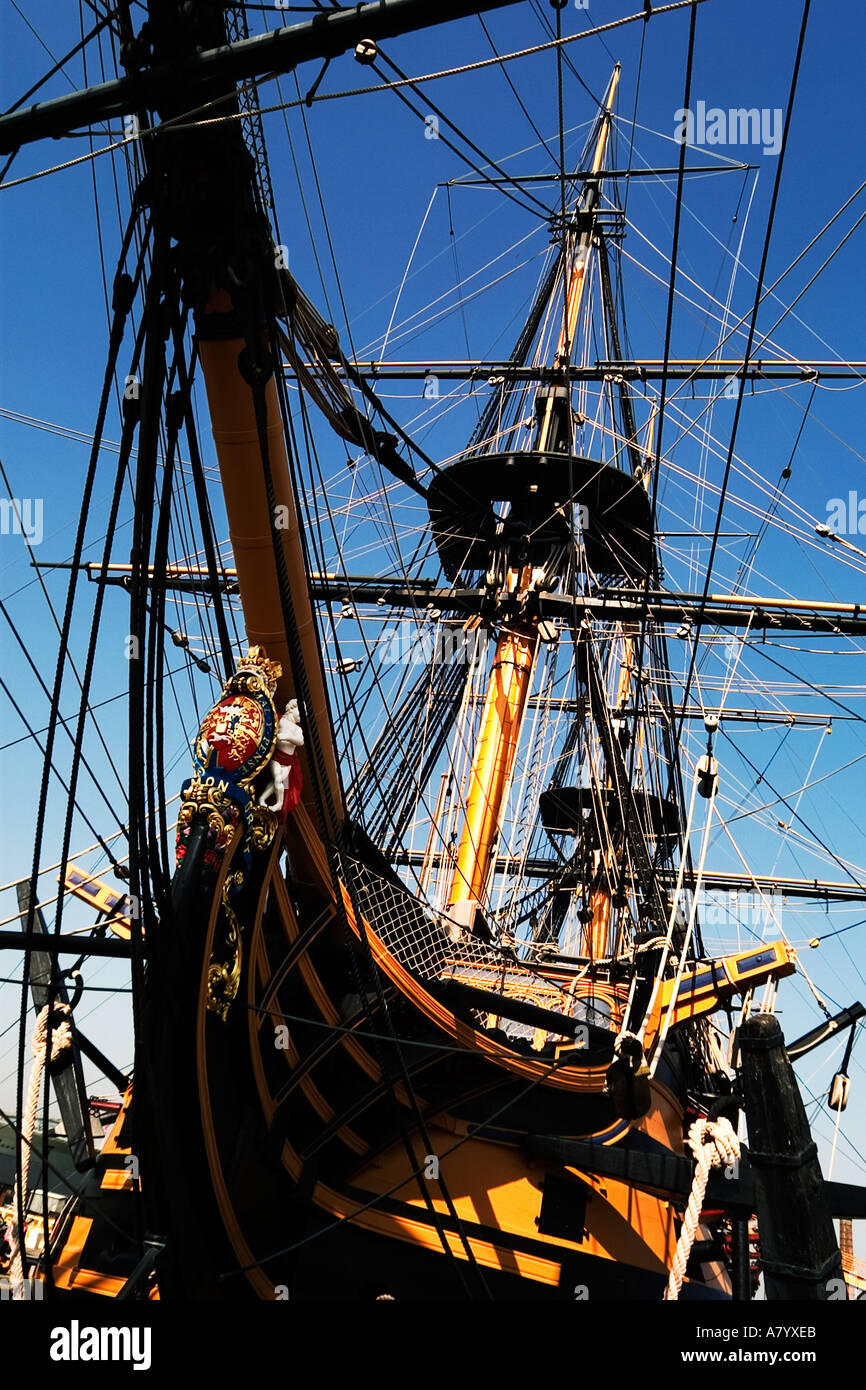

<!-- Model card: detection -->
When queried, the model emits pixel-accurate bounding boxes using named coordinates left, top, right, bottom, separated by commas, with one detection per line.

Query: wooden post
left=740, top=1012, right=844, bottom=1299
left=730, top=1216, right=751, bottom=1300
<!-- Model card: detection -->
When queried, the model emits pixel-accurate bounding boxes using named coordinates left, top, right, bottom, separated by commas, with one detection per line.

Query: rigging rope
left=663, top=1115, right=740, bottom=1301
left=668, top=0, right=812, bottom=777
left=649, top=757, right=718, bottom=1074
left=7, top=1002, right=73, bottom=1297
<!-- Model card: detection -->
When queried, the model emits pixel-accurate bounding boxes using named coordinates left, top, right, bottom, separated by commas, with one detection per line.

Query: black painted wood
left=740, top=1012, right=844, bottom=1300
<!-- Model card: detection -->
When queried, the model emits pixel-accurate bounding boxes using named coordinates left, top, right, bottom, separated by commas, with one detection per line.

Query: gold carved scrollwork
left=248, top=804, right=278, bottom=852
left=235, top=645, right=282, bottom=698
left=178, top=777, right=240, bottom=855
left=206, top=887, right=243, bottom=1023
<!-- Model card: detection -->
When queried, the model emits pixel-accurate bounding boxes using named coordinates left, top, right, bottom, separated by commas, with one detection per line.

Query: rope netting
left=343, top=855, right=583, bottom=1044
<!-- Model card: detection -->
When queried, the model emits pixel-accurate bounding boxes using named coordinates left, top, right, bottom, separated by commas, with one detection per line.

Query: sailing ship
left=1, top=0, right=864, bottom=1303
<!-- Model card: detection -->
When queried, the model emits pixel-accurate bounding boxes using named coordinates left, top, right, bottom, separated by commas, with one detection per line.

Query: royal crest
left=176, top=648, right=294, bottom=1022
left=192, top=647, right=281, bottom=782
left=195, top=695, right=271, bottom=777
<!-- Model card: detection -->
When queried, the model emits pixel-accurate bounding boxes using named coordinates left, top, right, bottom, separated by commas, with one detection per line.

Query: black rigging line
left=621, top=0, right=699, bottom=928
left=720, top=727, right=865, bottom=896
left=8, top=1, right=84, bottom=89
left=467, top=254, right=561, bottom=452
left=35, top=232, right=159, bottom=1283
left=342, top=360, right=439, bottom=475
left=0, top=460, right=127, bottom=803
left=530, top=0, right=605, bottom=109
left=445, top=184, right=478, bottom=422
left=0, top=663, right=197, bottom=753
left=3, top=13, right=115, bottom=114
left=145, top=310, right=190, bottom=909
left=14, top=205, right=145, bottom=1284
left=43, top=314, right=149, bottom=938
left=88, top=3, right=142, bottom=385
left=798, top=913, right=866, bottom=947
left=733, top=380, right=817, bottom=592
left=644, top=1, right=698, bottom=541
left=371, top=50, right=550, bottom=220
left=477, top=14, right=557, bottom=164
left=169, top=330, right=236, bottom=680
left=667, top=0, right=811, bottom=776
left=620, top=6, right=648, bottom=226
left=0, top=675, right=120, bottom=863
left=124, top=222, right=174, bottom=1245
left=758, top=204, right=866, bottom=348
left=0, top=148, right=20, bottom=183
left=163, top=437, right=212, bottom=727
left=0, top=598, right=128, bottom=838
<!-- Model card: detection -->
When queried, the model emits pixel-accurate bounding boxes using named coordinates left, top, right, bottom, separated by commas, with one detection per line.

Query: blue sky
left=2, top=0, right=866, bottom=1217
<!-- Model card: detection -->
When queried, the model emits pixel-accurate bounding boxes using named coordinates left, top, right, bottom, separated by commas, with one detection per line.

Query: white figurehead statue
left=258, top=699, right=304, bottom=819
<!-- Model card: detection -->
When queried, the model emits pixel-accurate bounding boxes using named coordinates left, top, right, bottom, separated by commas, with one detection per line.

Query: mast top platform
left=427, top=450, right=653, bottom=582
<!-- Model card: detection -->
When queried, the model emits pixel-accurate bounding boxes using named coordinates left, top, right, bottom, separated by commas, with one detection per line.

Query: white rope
left=664, top=1116, right=741, bottom=1301
left=8, top=1003, right=73, bottom=1298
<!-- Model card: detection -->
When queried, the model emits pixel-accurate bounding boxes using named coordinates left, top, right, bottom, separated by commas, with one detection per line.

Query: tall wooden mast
left=197, top=292, right=343, bottom=834
left=446, top=67, right=620, bottom=928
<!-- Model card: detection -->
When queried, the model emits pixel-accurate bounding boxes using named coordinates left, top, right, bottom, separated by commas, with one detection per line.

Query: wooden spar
left=446, top=68, right=620, bottom=922
left=447, top=617, right=539, bottom=911
left=558, top=64, right=620, bottom=359
left=0, top=0, right=533, bottom=153
left=197, top=292, right=342, bottom=837
left=739, top=1013, right=844, bottom=1299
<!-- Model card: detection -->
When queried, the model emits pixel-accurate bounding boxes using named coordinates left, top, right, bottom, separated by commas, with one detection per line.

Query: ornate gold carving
left=248, top=804, right=278, bottom=852
left=183, top=646, right=285, bottom=1023
left=236, top=645, right=282, bottom=697
left=206, top=888, right=243, bottom=1023
left=177, top=777, right=240, bottom=855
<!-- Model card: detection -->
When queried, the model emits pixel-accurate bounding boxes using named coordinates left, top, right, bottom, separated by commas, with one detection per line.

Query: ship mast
left=445, top=68, right=620, bottom=932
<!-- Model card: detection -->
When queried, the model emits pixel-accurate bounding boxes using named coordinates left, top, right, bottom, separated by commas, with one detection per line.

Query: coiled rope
left=664, top=1115, right=741, bottom=1301
left=8, top=1003, right=73, bottom=1297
